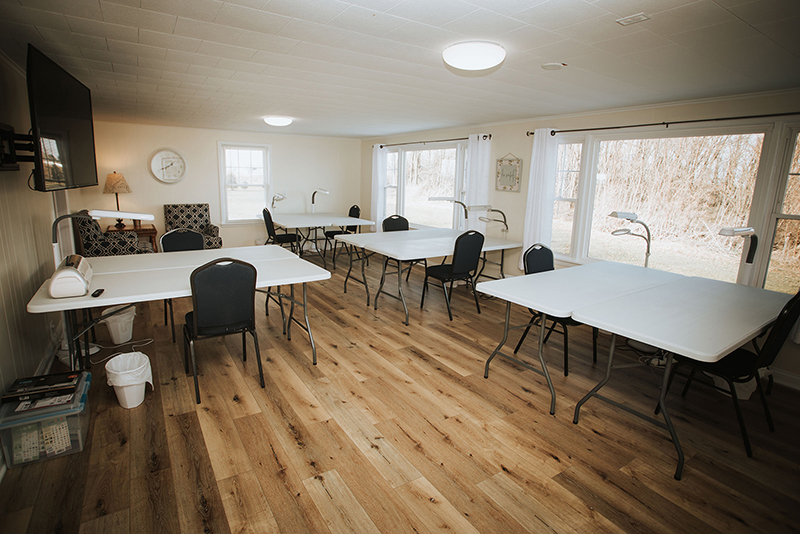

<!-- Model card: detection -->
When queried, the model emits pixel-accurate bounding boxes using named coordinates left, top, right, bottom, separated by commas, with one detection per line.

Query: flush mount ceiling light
left=616, top=12, right=650, bottom=26
left=442, top=41, right=506, bottom=71
left=541, top=62, right=567, bottom=71
left=263, top=116, right=293, bottom=126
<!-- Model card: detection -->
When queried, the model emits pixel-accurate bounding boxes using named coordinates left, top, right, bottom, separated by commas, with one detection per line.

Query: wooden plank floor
left=1, top=254, right=799, bottom=533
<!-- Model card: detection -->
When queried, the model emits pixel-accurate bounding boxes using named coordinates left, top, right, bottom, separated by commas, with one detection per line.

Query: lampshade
left=442, top=41, right=506, bottom=71
left=103, top=172, right=131, bottom=194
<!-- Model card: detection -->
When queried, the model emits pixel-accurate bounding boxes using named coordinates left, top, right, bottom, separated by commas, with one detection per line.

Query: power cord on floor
left=88, top=338, right=154, bottom=365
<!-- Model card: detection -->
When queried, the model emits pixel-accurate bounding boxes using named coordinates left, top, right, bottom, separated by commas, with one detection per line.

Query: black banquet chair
left=323, top=204, right=360, bottom=269
left=658, top=287, right=800, bottom=457
left=382, top=215, right=426, bottom=280
left=513, top=243, right=597, bottom=376
left=420, top=230, right=484, bottom=321
left=160, top=229, right=205, bottom=343
left=183, top=258, right=265, bottom=404
left=263, top=207, right=302, bottom=253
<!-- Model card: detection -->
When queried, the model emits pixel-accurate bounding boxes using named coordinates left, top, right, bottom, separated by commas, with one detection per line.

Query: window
left=218, top=143, right=269, bottom=223
left=764, top=128, right=800, bottom=294
left=553, top=127, right=768, bottom=285
left=384, top=142, right=468, bottom=229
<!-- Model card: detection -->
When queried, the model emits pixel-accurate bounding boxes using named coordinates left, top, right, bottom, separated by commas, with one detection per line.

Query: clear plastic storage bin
left=0, top=373, right=91, bottom=468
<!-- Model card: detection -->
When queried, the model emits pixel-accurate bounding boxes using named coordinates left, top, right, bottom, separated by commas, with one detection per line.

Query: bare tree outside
left=764, top=133, right=800, bottom=293
left=401, top=148, right=459, bottom=228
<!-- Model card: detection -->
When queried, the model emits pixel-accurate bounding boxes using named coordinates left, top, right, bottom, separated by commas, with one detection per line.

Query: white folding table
left=272, top=212, right=374, bottom=268
left=28, top=246, right=331, bottom=368
left=337, top=228, right=522, bottom=325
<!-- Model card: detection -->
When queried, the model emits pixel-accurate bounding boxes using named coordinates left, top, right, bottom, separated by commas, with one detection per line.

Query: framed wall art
left=496, top=154, right=521, bottom=192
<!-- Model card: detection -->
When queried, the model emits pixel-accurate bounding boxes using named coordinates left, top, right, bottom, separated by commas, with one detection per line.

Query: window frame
left=217, top=142, right=271, bottom=225
left=385, top=140, right=469, bottom=230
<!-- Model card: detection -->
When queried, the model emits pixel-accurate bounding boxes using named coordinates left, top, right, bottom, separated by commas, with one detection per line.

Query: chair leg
left=513, top=314, right=538, bottom=354
left=470, top=276, right=481, bottom=315
left=182, top=327, right=189, bottom=374
left=164, top=299, right=168, bottom=326
left=562, top=321, right=569, bottom=377
left=251, top=330, right=265, bottom=388
left=725, top=377, right=753, bottom=457
left=441, top=281, right=453, bottom=321
left=592, top=327, right=598, bottom=363
left=242, top=331, right=247, bottom=361
left=189, top=339, right=201, bottom=404
left=755, top=374, right=775, bottom=432
left=681, top=367, right=697, bottom=398
left=169, top=299, right=175, bottom=343
left=654, top=360, right=682, bottom=415
left=406, top=261, right=414, bottom=281
left=420, top=275, right=428, bottom=309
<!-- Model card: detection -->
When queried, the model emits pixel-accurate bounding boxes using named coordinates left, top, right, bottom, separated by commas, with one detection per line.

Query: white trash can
left=105, top=352, right=153, bottom=409
left=102, top=305, right=136, bottom=344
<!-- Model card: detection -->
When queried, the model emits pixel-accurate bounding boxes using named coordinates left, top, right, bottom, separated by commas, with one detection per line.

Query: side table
left=106, top=224, right=159, bottom=252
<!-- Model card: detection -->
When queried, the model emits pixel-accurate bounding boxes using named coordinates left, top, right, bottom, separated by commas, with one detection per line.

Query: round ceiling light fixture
left=263, top=116, right=293, bottom=126
left=442, top=41, right=506, bottom=71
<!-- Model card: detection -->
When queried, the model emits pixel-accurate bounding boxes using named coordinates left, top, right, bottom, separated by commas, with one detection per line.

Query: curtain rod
left=379, top=134, right=490, bottom=148
left=525, top=111, right=800, bottom=137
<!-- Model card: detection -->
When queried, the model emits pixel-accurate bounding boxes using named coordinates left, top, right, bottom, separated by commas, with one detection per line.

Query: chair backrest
left=346, top=205, right=361, bottom=233
left=164, top=204, right=212, bottom=233
left=160, top=228, right=204, bottom=252
left=383, top=215, right=409, bottom=232
left=451, top=230, right=485, bottom=276
left=190, top=258, right=257, bottom=331
left=522, top=243, right=555, bottom=275
left=74, top=209, right=104, bottom=241
left=759, top=287, right=800, bottom=368
left=262, top=208, right=278, bottom=239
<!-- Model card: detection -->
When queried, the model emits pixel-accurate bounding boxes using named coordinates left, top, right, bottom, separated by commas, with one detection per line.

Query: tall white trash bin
left=105, top=352, right=153, bottom=408
left=102, top=305, right=136, bottom=344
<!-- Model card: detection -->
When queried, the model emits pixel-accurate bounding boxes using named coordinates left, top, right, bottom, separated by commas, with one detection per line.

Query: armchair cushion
left=74, top=210, right=153, bottom=257
left=164, top=204, right=222, bottom=249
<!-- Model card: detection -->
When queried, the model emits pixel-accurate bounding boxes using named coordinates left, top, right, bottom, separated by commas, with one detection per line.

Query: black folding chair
left=513, top=244, right=597, bottom=376
left=160, top=229, right=205, bottom=343
left=263, top=207, right=301, bottom=253
left=183, top=258, right=265, bottom=404
left=382, top=215, right=426, bottom=281
left=420, top=230, right=484, bottom=321
left=657, top=287, right=800, bottom=456
left=323, top=204, right=360, bottom=269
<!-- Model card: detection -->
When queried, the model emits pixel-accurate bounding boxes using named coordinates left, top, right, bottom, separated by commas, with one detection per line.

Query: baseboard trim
left=772, top=368, right=800, bottom=391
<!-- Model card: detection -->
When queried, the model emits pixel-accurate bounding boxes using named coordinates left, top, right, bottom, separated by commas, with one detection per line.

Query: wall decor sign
left=496, top=154, right=521, bottom=192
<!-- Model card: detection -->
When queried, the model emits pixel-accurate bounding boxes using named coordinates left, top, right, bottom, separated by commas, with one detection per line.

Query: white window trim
left=217, top=141, right=271, bottom=225
left=551, top=117, right=800, bottom=286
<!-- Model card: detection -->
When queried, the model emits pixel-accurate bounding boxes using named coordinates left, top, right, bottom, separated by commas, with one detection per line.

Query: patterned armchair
left=73, top=210, right=153, bottom=257
left=163, top=203, right=222, bottom=249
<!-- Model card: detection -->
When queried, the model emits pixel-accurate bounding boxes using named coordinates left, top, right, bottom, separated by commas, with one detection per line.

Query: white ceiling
left=1, top=0, right=798, bottom=138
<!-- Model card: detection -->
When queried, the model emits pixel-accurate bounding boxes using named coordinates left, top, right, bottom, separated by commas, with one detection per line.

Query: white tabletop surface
left=28, top=246, right=330, bottom=313
left=336, top=228, right=522, bottom=261
left=572, top=276, right=790, bottom=362
left=476, top=261, right=682, bottom=317
left=273, top=212, right=374, bottom=229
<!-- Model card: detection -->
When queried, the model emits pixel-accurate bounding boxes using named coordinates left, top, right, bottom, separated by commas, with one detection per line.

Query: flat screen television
left=26, top=44, right=98, bottom=192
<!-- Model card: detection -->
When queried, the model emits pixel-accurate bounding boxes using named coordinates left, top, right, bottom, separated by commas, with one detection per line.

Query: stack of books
left=2, top=371, right=84, bottom=405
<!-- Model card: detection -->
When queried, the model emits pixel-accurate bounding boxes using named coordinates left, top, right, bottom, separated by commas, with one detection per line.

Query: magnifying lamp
left=719, top=227, right=758, bottom=264
left=609, top=211, right=651, bottom=268
left=311, top=188, right=329, bottom=213
left=272, top=192, right=286, bottom=209
left=472, top=205, right=509, bottom=234
left=429, top=196, right=468, bottom=219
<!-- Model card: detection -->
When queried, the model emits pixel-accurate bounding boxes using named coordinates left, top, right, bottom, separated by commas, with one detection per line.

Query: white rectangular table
left=272, top=212, right=374, bottom=268
left=337, top=228, right=522, bottom=325
left=478, top=261, right=790, bottom=480
left=28, top=246, right=331, bottom=368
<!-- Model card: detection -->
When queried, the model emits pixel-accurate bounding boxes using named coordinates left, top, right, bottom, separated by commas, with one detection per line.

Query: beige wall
left=359, top=90, right=800, bottom=385
left=0, top=55, right=61, bottom=391
left=69, top=122, right=362, bottom=248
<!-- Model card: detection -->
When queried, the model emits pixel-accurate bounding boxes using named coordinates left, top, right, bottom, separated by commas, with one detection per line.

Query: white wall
left=359, top=90, right=800, bottom=384
left=70, top=122, right=362, bottom=247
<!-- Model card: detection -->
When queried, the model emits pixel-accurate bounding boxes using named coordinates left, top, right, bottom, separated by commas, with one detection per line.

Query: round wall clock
left=148, top=147, right=187, bottom=183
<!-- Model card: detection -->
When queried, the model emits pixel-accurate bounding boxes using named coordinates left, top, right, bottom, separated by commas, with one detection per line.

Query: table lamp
left=719, top=227, right=758, bottom=264
left=103, top=172, right=132, bottom=228
left=429, top=197, right=468, bottom=219
left=311, top=188, right=329, bottom=213
left=609, top=211, right=651, bottom=268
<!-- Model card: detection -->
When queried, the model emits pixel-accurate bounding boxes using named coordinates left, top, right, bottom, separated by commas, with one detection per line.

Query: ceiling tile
left=0, top=4, right=71, bottom=32
left=138, top=57, right=192, bottom=74
left=234, top=30, right=300, bottom=54
left=644, top=0, right=736, bottom=36
left=212, top=3, right=291, bottom=35
left=60, top=55, right=114, bottom=72
left=383, top=20, right=462, bottom=48
left=100, top=2, right=177, bottom=34
left=496, top=25, right=563, bottom=52
left=334, top=33, right=400, bottom=55
left=197, top=41, right=257, bottom=61
left=216, top=57, right=269, bottom=74
left=108, top=39, right=168, bottom=60
left=113, top=63, right=162, bottom=78
left=327, top=5, right=408, bottom=37
left=260, top=0, right=349, bottom=24
left=173, top=17, right=243, bottom=45
left=19, top=0, right=103, bottom=21
left=186, top=64, right=236, bottom=80
left=164, top=49, right=220, bottom=67
left=459, top=0, right=548, bottom=17
left=277, top=19, right=352, bottom=46
left=593, top=29, right=672, bottom=56
left=160, top=71, right=207, bottom=84
left=386, top=0, right=478, bottom=27
left=38, top=27, right=109, bottom=51
left=557, top=13, right=643, bottom=44
left=727, top=0, right=800, bottom=26
left=593, top=0, right=696, bottom=17
left=516, top=0, right=607, bottom=31
left=138, top=29, right=202, bottom=53
left=140, top=0, right=224, bottom=22
left=66, top=16, right=139, bottom=43
left=755, top=17, right=800, bottom=57
left=442, top=8, right=526, bottom=38
left=80, top=47, right=138, bottom=66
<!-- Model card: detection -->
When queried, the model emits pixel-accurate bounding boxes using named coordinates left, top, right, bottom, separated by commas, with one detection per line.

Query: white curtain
left=370, top=144, right=388, bottom=232
left=520, top=128, right=559, bottom=269
left=465, top=133, right=492, bottom=232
